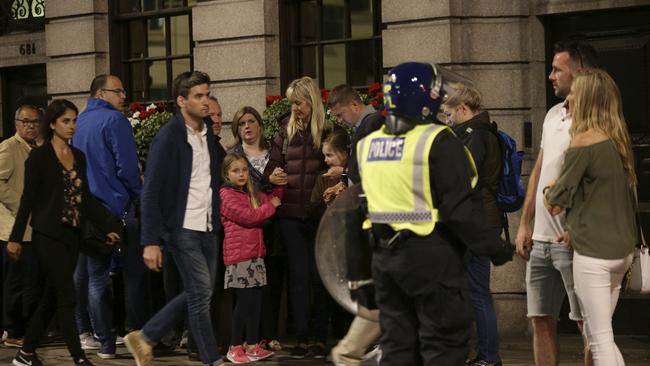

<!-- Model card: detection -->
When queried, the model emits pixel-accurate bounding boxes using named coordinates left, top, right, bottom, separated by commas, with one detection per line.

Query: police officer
left=356, top=62, right=513, bottom=365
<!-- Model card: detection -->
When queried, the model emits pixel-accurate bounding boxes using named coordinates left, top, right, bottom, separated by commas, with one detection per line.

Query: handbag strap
left=632, top=188, right=648, bottom=249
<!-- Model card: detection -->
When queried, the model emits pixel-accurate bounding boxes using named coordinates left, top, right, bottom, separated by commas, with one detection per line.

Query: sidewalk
left=1, top=334, right=649, bottom=365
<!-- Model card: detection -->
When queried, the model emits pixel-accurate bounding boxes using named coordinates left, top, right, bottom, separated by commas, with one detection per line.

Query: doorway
left=543, top=5, right=650, bottom=335
left=1, top=64, right=47, bottom=140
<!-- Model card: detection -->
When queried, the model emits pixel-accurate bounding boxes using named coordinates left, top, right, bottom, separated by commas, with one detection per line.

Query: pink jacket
left=220, top=185, right=283, bottom=265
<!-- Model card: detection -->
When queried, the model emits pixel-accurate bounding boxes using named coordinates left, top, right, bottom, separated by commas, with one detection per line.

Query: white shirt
left=183, top=124, right=213, bottom=232
left=533, top=102, right=570, bottom=243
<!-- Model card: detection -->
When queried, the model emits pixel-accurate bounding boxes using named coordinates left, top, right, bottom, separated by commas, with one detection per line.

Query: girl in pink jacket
left=220, top=153, right=283, bottom=364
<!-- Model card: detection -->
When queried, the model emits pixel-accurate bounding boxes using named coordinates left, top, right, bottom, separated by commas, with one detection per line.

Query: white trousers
left=573, top=251, right=633, bottom=366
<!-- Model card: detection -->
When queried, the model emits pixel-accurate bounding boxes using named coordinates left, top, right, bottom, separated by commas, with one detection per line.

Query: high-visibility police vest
left=357, top=123, right=478, bottom=236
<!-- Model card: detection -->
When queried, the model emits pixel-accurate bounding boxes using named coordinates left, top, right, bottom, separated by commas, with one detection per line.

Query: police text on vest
left=367, top=137, right=405, bottom=161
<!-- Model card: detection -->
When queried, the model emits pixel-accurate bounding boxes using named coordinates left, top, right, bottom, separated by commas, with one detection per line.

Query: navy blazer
left=10, top=142, right=114, bottom=243
left=140, top=113, right=222, bottom=246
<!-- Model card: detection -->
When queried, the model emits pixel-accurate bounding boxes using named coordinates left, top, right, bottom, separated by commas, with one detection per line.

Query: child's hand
left=323, top=166, right=344, bottom=179
left=270, top=196, right=282, bottom=207
left=269, top=167, right=288, bottom=185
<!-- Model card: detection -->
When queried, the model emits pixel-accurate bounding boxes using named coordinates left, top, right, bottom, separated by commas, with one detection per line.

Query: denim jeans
left=279, top=218, right=331, bottom=342
left=74, top=253, right=116, bottom=354
left=466, top=254, right=500, bottom=362
left=119, top=209, right=149, bottom=331
left=526, top=241, right=582, bottom=321
left=141, top=228, right=222, bottom=365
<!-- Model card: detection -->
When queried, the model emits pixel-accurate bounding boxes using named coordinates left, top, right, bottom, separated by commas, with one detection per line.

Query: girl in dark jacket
left=7, top=99, right=119, bottom=366
left=220, top=153, right=283, bottom=364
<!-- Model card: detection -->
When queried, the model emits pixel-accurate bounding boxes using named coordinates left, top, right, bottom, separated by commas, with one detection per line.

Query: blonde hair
left=444, top=82, right=482, bottom=112
left=221, top=153, right=260, bottom=208
left=286, top=76, right=327, bottom=149
left=569, top=69, right=637, bottom=186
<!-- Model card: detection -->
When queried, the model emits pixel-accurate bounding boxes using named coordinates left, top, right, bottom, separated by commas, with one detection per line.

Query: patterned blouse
left=61, top=165, right=82, bottom=227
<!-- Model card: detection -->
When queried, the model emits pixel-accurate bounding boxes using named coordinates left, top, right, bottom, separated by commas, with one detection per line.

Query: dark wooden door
left=1, top=64, right=47, bottom=140
left=543, top=6, right=650, bottom=336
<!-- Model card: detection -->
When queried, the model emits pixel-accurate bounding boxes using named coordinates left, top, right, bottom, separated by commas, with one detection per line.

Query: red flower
left=321, top=89, right=330, bottom=101
left=376, top=92, right=384, bottom=99
left=266, top=95, right=283, bottom=106
left=371, top=100, right=378, bottom=108
left=129, top=102, right=141, bottom=112
left=368, top=82, right=381, bottom=93
left=139, top=111, right=149, bottom=120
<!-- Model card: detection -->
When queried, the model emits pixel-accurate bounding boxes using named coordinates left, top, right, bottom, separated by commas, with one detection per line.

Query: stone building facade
left=1, top=0, right=649, bottom=336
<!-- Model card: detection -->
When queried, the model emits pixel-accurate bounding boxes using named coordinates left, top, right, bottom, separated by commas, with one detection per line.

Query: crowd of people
left=0, top=39, right=640, bottom=366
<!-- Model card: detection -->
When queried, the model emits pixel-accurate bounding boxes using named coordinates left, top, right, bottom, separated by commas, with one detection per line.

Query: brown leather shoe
left=124, top=331, right=153, bottom=366
left=3, top=337, right=23, bottom=348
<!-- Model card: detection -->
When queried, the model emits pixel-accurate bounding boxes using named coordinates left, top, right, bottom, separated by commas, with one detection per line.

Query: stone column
left=192, top=0, right=280, bottom=147
left=381, top=0, right=548, bottom=336
left=44, top=0, right=110, bottom=110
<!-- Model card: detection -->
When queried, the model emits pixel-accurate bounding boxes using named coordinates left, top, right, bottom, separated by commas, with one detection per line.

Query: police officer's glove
left=350, top=285, right=377, bottom=310
left=490, top=239, right=515, bottom=266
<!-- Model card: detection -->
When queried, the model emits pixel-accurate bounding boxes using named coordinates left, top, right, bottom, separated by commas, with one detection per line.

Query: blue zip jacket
left=72, top=98, right=142, bottom=216
left=140, top=113, right=222, bottom=246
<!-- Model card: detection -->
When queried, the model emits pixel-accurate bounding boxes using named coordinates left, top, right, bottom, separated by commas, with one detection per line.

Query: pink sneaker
left=246, top=341, right=274, bottom=361
left=227, top=345, right=251, bottom=364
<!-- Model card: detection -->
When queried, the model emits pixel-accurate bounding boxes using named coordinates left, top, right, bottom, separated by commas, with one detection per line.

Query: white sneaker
left=79, top=332, right=101, bottom=350
left=97, top=352, right=116, bottom=359
left=115, top=335, right=125, bottom=345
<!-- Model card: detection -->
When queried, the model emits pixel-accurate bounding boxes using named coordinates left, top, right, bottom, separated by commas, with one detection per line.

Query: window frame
left=110, top=0, right=194, bottom=104
left=0, top=0, right=45, bottom=35
left=280, top=0, right=383, bottom=91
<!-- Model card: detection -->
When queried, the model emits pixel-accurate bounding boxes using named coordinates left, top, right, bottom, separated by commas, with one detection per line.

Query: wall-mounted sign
left=0, top=32, right=45, bottom=67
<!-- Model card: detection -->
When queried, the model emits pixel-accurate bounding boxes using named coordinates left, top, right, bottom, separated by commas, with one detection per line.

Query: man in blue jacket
left=72, top=75, right=145, bottom=358
left=124, top=71, right=224, bottom=366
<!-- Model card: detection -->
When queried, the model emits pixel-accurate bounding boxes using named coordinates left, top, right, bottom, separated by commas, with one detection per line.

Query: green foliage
left=262, top=98, right=290, bottom=141
left=133, top=111, right=174, bottom=167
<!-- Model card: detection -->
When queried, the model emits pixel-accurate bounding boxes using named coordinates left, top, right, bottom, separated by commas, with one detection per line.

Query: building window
left=281, top=0, right=382, bottom=90
left=112, top=0, right=196, bottom=102
left=0, top=0, right=45, bottom=34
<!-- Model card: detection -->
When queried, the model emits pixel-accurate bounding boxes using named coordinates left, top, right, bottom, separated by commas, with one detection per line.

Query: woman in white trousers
left=544, top=69, right=637, bottom=366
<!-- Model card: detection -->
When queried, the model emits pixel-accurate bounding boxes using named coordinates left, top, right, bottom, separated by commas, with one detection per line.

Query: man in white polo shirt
left=515, top=41, right=599, bottom=366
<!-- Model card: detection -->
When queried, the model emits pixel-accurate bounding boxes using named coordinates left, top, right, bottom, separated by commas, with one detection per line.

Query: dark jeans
left=23, top=229, right=85, bottom=360
left=74, top=253, right=115, bottom=354
left=2, top=241, right=41, bottom=339
left=120, top=209, right=149, bottom=331
left=279, top=218, right=331, bottom=342
left=466, top=254, right=500, bottom=362
left=141, top=228, right=221, bottom=365
left=372, top=237, right=472, bottom=366
left=231, top=287, right=263, bottom=345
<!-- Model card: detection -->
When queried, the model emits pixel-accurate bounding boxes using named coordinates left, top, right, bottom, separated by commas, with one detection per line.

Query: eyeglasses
left=15, top=118, right=40, bottom=126
left=101, top=88, right=127, bottom=95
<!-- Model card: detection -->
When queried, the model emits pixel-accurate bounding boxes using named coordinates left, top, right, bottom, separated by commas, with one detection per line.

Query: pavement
left=1, top=335, right=649, bottom=365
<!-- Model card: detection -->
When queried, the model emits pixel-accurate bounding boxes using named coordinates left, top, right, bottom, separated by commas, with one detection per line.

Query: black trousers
left=22, top=229, right=84, bottom=360
left=372, top=237, right=473, bottom=366
left=2, top=241, right=41, bottom=339
left=231, top=287, right=263, bottom=345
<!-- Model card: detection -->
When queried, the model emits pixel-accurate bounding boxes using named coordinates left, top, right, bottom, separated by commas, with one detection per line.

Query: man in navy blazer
left=124, top=71, right=224, bottom=366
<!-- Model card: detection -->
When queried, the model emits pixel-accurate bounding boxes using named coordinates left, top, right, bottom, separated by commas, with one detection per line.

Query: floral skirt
left=224, top=257, right=267, bottom=289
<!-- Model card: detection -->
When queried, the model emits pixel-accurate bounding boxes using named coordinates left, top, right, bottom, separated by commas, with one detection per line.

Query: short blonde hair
left=444, top=82, right=482, bottom=112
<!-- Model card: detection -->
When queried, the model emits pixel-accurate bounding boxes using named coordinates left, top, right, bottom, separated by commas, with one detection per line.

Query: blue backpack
left=475, top=121, right=525, bottom=213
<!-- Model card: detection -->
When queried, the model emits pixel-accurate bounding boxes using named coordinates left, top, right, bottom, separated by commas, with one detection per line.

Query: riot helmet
left=382, top=62, right=472, bottom=134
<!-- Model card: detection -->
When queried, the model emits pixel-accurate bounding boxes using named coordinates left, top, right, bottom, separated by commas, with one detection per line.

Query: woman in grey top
left=544, top=69, right=637, bottom=366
